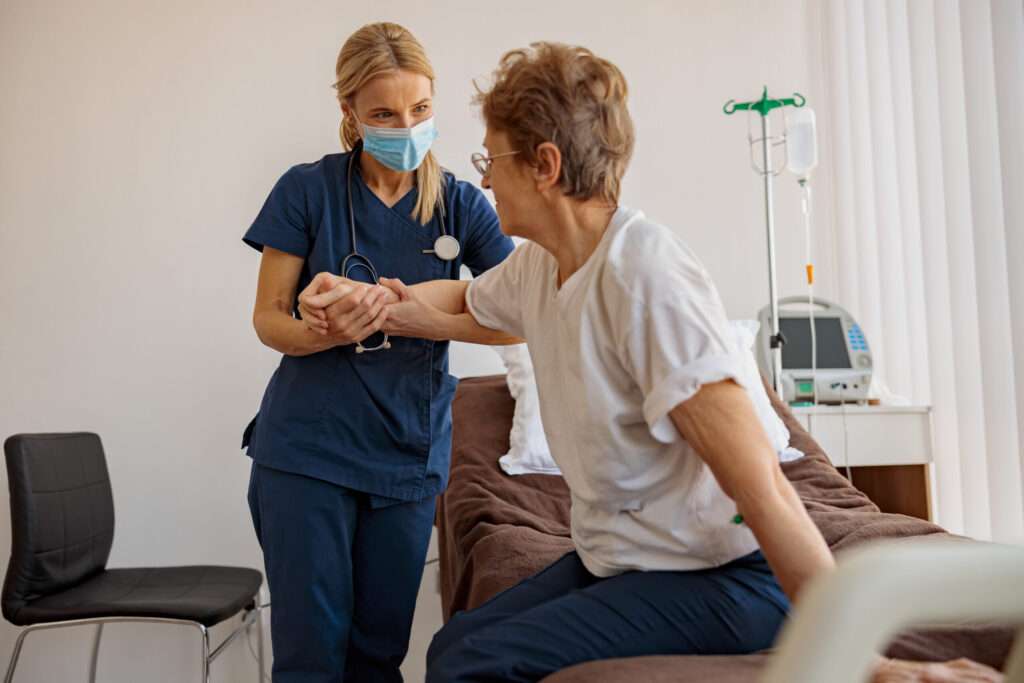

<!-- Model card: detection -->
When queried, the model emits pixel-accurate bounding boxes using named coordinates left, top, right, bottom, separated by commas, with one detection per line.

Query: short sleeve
left=243, top=167, right=310, bottom=258
left=612, top=229, right=746, bottom=444
left=457, top=182, right=514, bottom=277
left=465, top=242, right=531, bottom=338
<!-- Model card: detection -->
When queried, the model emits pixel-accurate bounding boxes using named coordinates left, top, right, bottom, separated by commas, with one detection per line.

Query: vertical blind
left=818, top=0, right=1024, bottom=541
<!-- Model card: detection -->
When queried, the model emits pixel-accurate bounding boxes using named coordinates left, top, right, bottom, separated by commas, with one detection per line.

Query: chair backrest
left=2, top=433, right=115, bottom=623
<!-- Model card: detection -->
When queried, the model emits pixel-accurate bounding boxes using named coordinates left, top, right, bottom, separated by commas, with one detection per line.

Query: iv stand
left=723, top=87, right=806, bottom=396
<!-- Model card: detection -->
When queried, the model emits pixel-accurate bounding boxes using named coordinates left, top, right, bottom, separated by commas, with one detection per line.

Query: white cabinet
left=790, top=405, right=934, bottom=521
left=790, top=405, right=933, bottom=467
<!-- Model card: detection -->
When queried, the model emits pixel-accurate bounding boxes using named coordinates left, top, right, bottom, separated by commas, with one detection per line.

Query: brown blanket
left=437, top=375, right=1014, bottom=681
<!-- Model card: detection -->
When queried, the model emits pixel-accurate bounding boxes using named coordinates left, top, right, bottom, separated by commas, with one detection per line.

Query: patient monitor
left=756, top=297, right=873, bottom=404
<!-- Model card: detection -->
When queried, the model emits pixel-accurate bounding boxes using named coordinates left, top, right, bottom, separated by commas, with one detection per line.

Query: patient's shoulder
left=603, top=211, right=711, bottom=296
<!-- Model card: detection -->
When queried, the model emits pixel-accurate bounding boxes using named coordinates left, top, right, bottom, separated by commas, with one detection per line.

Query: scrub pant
left=247, top=463, right=435, bottom=683
left=426, top=549, right=789, bottom=683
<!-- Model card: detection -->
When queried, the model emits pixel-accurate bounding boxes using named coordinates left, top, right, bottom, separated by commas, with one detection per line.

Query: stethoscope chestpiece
left=422, top=234, right=460, bottom=261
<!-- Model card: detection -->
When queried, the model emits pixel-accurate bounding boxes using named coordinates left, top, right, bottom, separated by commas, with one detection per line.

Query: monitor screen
left=779, top=317, right=852, bottom=369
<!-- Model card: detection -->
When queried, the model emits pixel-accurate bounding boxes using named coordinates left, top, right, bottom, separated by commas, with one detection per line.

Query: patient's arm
left=393, top=278, right=472, bottom=315
left=379, top=277, right=523, bottom=346
left=670, top=381, right=1005, bottom=683
left=668, top=379, right=834, bottom=603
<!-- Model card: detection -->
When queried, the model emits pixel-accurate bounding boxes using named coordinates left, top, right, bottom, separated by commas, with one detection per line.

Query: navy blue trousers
left=248, top=463, right=435, bottom=683
left=426, top=549, right=789, bottom=683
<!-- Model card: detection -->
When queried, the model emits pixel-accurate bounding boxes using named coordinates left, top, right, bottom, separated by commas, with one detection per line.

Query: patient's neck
left=540, top=199, right=618, bottom=289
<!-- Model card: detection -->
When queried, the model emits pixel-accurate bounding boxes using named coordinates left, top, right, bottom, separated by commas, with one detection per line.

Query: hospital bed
left=437, top=375, right=1020, bottom=682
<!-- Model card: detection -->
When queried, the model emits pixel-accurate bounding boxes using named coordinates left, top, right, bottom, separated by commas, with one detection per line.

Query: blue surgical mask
left=359, top=117, right=438, bottom=172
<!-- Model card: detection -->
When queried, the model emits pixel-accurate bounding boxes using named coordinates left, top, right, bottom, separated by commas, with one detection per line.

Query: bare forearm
left=400, top=305, right=521, bottom=345
left=433, top=311, right=522, bottom=345
left=254, top=308, right=336, bottom=356
left=408, top=280, right=470, bottom=315
left=671, top=381, right=834, bottom=603
left=735, top=471, right=835, bottom=602
left=252, top=248, right=338, bottom=357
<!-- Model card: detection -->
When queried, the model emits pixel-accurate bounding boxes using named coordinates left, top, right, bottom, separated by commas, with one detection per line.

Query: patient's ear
left=533, top=142, right=562, bottom=193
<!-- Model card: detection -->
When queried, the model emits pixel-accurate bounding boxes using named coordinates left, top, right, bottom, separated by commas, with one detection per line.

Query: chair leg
left=255, top=604, right=266, bottom=682
left=3, top=628, right=31, bottom=683
left=88, top=624, right=103, bottom=683
left=199, top=625, right=210, bottom=683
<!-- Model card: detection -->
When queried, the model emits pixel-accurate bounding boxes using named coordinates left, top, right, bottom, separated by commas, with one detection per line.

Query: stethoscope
left=343, top=144, right=461, bottom=353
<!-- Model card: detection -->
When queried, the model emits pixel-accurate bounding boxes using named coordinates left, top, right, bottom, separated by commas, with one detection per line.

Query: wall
left=0, top=0, right=823, bottom=678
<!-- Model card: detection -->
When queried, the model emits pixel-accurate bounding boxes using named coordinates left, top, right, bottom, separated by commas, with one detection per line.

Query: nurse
left=241, top=22, right=514, bottom=682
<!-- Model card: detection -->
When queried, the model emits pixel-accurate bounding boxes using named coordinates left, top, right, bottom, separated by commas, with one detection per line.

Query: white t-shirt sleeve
left=609, top=227, right=746, bottom=444
left=465, top=241, right=530, bottom=338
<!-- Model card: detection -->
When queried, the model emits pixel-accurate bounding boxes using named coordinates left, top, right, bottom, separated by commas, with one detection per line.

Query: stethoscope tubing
left=344, top=144, right=459, bottom=353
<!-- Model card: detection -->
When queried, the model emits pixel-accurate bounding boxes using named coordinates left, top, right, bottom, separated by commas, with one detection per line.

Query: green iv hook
left=722, top=87, right=806, bottom=399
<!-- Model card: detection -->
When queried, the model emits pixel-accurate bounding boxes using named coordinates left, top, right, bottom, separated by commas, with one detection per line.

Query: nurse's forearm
left=254, top=309, right=337, bottom=357
left=407, top=280, right=471, bottom=315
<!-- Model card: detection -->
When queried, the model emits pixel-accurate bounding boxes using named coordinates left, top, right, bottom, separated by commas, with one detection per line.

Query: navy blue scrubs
left=242, top=150, right=513, bottom=682
left=426, top=550, right=789, bottom=682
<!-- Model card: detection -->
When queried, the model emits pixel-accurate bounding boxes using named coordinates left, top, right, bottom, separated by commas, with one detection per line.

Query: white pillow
left=494, top=344, right=562, bottom=475
left=494, top=320, right=803, bottom=476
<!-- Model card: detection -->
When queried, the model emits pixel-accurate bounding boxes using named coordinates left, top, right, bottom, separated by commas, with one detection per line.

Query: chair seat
left=9, top=566, right=262, bottom=627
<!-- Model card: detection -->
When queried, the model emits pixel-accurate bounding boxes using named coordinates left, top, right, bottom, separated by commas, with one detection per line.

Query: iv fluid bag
left=787, top=107, right=817, bottom=178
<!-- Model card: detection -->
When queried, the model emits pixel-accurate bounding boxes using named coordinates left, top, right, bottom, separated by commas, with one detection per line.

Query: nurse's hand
left=298, top=272, right=351, bottom=332
left=322, top=285, right=393, bottom=345
left=298, top=273, right=396, bottom=345
left=379, top=277, right=441, bottom=340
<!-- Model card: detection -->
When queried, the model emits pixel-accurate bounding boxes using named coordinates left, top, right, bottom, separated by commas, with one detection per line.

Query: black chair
left=2, top=433, right=265, bottom=682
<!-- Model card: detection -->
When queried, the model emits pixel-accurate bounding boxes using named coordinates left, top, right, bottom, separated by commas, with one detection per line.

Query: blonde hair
left=474, top=42, right=634, bottom=204
left=333, top=22, right=443, bottom=225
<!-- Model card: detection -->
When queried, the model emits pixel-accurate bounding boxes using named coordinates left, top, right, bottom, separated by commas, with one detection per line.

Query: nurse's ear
left=533, top=142, right=562, bottom=194
left=340, top=100, right=362, bottom=145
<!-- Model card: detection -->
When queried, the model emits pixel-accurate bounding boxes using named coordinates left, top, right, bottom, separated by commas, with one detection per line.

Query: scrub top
left=241, top=150, right=513, bottom=503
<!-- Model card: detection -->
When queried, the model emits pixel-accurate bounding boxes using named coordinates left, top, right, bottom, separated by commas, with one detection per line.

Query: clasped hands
left=297, top=272, right=437, bottom=346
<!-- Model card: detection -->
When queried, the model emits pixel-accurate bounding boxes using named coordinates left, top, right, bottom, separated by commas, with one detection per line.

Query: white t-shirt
left=466, top=206, right=762, bottom=577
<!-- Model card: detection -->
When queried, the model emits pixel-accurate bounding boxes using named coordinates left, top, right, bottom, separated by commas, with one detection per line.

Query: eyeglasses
left=470, top=150, right=519, bottom=177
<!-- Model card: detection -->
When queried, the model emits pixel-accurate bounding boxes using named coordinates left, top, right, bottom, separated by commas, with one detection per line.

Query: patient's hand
left=872, top=657, right=1003, bottom=682
left=379, top=277, right=441, bottom=340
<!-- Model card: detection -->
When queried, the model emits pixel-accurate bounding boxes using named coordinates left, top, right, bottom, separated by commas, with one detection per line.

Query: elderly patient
left=300, top=42, right=1002, bottom=683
